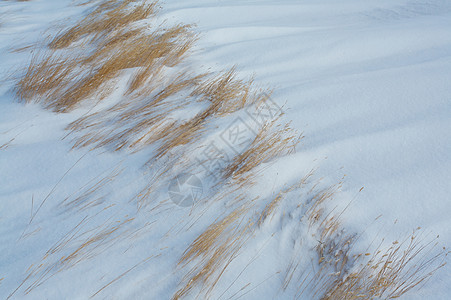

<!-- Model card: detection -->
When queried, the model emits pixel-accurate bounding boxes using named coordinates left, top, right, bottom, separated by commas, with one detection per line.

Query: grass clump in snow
left=174, top=204, right=255, bottom=299
left=295, top=185, right=448, bottom=300
left=321, top=231, right=447, bottom=299
left=175, top=177, right=447, bottom=299
left=15, top=0, right=193, bottom=112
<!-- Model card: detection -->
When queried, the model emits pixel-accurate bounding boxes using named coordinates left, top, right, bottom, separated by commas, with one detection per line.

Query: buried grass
left=296, top=185, right=448, bottom=299
left=9, top=0, right=448, bottom=299
left=174, top=205, right=255, bottom=300
left=320, top=231, right=447, bottom=299
left=174, top=180, right=447, bottom=299
left=223, top=119, right=302, bottom=189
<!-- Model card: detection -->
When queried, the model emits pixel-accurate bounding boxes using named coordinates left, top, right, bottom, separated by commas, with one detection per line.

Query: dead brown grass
left=258, top=169, right=315, bottom=226
left=15, top=0, right=194, bottom=112
left=49, top=0, right=158, bottom=49
left=65, top=67, right=265, bottom=154
left=15, top=0, right=300, bottom=195
left=60, top=166, right=122, bottom=212
left=223, top=119, right=303, bottom=188
left=192, top=68, right=263, bottom=115
left=9, top=216, right=134, bottom=299
left=321, top=231, right=447, bottom=299
left=294, top=184, right=448, bottom=300
left=174, top=204, right=255, bottom=299
left=90, top=255, right=154, bottom=298
left=173, top=177, right=447, bottom=300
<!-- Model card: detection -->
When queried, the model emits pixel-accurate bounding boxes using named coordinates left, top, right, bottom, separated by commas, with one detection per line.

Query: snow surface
left=1, top=0, right=450, bottom=299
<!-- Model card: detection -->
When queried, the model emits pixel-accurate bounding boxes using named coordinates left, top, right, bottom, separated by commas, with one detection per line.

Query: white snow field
left=1, top=0, right=450, bottom=299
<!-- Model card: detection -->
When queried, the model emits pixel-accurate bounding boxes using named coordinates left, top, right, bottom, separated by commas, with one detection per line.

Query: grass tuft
left=174, top=204, right=255, bottom=299
left=223, top=119, right=303, bottom=188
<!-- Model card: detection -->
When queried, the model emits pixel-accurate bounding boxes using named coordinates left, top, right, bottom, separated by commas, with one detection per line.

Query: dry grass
left=152, top=69, right=268, bottom=160
left=67, top=71, right=203, bottom=150
left=173, top=178, right=341, bottom=299
left=192, top=67, right=263, bottom=115
left=258, top=169, right=315, bottom=226
left=14, top=0, right=278, bottom=162
left=321, top=231, right=447, bottom=299
left=49, top=0, right=158, bottom=49
left=174, top=204, right=255, bottom=299
left=0, top=139, right=14, bottom=150
left=293, top=184, right=448, bottom=300
left=90, top=255, right=154, bottom=298
left=172, top=177, right=447, bottom=300
left=223, top=119, right=303, bottom=188
left=59, top=166, right=122, bottom=212
left=14, top=0, right=300, bottom=194
left=66, top=67, right=265, bottom=157
left=15, top=0, right=194, bottom=112
left=9, top=216, right=134, bottom=299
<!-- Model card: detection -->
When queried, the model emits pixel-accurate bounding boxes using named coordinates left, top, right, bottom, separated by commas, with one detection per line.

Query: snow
left=1, top=0, right=450, bottom=299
